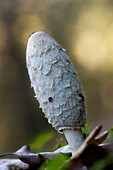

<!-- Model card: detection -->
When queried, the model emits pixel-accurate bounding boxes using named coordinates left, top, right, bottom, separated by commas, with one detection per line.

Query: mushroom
left=26, top=31, right=86, bottom=156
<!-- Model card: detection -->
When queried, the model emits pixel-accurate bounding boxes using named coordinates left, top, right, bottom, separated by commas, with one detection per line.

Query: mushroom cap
left=26, top=31, right=86, bottom=133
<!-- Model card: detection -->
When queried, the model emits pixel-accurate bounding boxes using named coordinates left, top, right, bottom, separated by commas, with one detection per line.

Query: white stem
left=63, top=129, right=84, bottom=156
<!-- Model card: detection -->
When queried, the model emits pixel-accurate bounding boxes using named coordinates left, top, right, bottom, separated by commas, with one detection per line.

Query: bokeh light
left=72, top=2, right=113, bottom=72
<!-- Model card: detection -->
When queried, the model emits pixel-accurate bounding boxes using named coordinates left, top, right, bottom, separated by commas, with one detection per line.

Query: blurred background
left=0, top=0, right=113, bottom=152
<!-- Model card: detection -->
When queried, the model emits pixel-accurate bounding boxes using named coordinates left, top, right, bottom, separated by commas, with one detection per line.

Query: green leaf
left=91, top=156, right=113, bottom=170
left=82, top=123, right=90, bottom=138
left=30, top=131, right=54, bottom=151
left=39, top=154, right=69, bottom=170
left=108, top=126, right=113, bottom=135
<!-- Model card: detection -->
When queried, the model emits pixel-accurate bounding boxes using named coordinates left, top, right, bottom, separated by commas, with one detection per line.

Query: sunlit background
left=0, top=0, right=113, bottom=152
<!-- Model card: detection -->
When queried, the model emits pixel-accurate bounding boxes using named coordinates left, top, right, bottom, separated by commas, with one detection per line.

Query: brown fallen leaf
left=0, top=126, right=113, bottom=170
